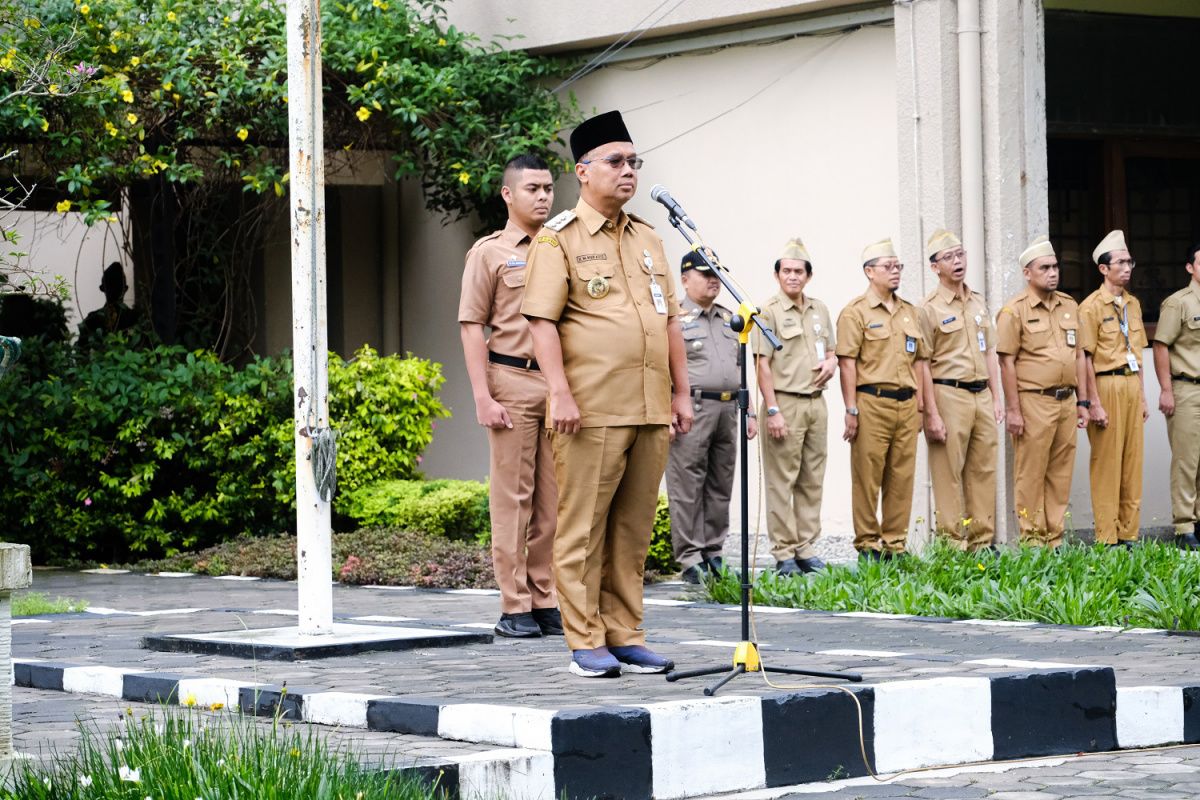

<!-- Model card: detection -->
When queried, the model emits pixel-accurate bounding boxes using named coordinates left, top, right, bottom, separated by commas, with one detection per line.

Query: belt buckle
left=1054, top=387, right=1071, bottom=401
left=719, top=391, right=733, bottom=401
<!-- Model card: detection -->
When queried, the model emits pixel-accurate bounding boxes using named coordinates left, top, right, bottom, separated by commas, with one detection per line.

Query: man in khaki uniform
left=667, top=250, right=757, bottom=584
left=458, top=154, right=561, bottom=638
left=918, top=229, right=1003, bottom=551
left=996, top=236, right=1089, bottom=547
left=521, top=110, right=693, bottom=678
left=1079, top=230, right=1148, bottom=547
left=755, top=238, right=835, bottom=573
left=836, top=239, right=929, bottom=558
left=1152, top=241, right=1200, bottom=550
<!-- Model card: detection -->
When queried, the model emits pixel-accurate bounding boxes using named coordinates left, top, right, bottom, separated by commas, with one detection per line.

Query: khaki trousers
left=851, top=392, right=919, bottom=554
left=1086, top=374, right=1144, bottom=544
left=485, top=363, right=557, bottom=614
left=552, top=424, right=669, bottom=651
left=666, top=399, right=736, bottom=569
left=760, top=393, right=827, bottom=561
left=1168, top=379, right=1200, bottom=534
left=928, top=385, right=998, bottom=550
left=1013, top=392, right=1077, bottom=547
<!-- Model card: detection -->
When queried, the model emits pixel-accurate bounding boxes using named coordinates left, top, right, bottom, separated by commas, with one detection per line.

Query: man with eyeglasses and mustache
left=1078, top=230, right=1148, bottom=548
left=521, top=110, right=694, bottom=678
left=917, top=229, right=1003, bottom=552
left=836, top=239, right=929, bottom=560
left=996, top=235, right=1088, bottom=548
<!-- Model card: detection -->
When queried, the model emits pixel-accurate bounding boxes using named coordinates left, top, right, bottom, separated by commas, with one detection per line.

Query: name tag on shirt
left=650, top=280, right=667, bottom=315
left=1066, top=329, right=1077, bottom=347
left=977, top=330, right=987, bottom=352
left=905, top=336, right=916, bottom=354
left=506, top=258, right=525, bottom=268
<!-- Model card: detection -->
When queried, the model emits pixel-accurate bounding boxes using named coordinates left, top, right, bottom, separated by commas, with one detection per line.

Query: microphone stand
left=660, top=211, right=862, bottom=696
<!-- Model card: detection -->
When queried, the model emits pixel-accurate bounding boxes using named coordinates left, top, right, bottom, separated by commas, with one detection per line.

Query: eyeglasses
left=580, top=154, right=644, bottom=171
left=1108, top=258, right=1136, bottom=269
left=936, top=249, right=966, bottom=263
left=871, top=262, right=904, bottom=273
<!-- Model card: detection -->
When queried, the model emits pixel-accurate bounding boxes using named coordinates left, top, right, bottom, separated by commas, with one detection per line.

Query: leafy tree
left=1, top=0, right=578, bottom=355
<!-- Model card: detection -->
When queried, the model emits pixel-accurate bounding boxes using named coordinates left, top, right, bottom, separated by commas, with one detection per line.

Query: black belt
left=1096, top=367, right=1135, bottom=377
left=932, top=378, right=989, bottom=393
left=697, top=390, right=735, bottom=402
left=1173, top=374, right=1200, bottom=385
left=1022, top=386, right=1075, bottom=400
left=489, top=351, right=539, bottom=371
left=857, top=385, right=915, bottom=401
left=776, top=390, right=823, bottom=398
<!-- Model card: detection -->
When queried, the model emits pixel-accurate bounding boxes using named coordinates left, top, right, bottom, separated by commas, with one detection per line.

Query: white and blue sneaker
left=608, top=645, right=674, bottom=674
left=569, top=647, right=622, bottom=678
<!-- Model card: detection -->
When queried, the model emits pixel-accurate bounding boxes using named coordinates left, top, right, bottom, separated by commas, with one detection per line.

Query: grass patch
left=707, top=540, right=1200, bottom=630
left=129, top=527, right=496, bottom=590
left=2, top=705, right=448, bottom=799
left=12, top=592, right=88, bottom=616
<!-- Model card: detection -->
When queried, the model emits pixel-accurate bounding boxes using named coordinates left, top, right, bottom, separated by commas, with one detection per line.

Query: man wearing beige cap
left=996, top=236, right=1088, bottom=547
left=918, top=230, right=1003, bottom=551
left=836, top=239, right=929, bottom=558
left=667, top=249, right=758, bottom=583
left=1079, top=230, right=1148, bottom=547
left=523, top=110, right=693, bottom=678
left=755, top=238, right=836, bottom=574
left=1152, top=241, right=1200, bottom=550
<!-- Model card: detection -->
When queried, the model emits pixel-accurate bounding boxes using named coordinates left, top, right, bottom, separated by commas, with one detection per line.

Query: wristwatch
left=846, top=407, right=859, bottom=417
left=766, top=406, right=780, bottom=417
left=1076, top=400, right=1091, bottom=409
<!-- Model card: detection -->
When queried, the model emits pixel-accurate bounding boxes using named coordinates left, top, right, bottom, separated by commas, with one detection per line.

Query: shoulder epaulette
left=626, top=211, right=655, bottom=229
left=544, top=210, right=576, bottom=232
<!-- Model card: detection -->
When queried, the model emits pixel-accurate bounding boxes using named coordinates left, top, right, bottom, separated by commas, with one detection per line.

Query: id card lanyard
left=1117, top=299, right=1139, bottom=372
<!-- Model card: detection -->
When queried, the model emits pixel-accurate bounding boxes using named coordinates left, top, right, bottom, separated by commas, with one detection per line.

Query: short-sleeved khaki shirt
left=679, top=298, right=739, bottom=393
left=457, top=220, right=535, bottom=360
left=1078, top=287, right=1148, bottom=372
left=995, top=288, right=1080, bottom=390
left=919, top=283, right=992, bottom=382
left=1155, top=281, right=1200, bottom=380
left=520, top=198, right=680, bottom=427
left=835, top=288, right=928, bottom=389
left=754, top=292, right=835, bottom=395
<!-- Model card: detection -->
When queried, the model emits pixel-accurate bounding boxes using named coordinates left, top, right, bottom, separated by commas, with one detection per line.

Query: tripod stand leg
left=764, top=666, right=863, bottom=682
left=665, top=665, right=733, bottom=683
left=704, top=664, right=746, bottom=696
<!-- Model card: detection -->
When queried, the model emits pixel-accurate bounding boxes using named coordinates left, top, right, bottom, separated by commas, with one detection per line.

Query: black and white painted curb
left=13, top=658, right=1200, bottom=799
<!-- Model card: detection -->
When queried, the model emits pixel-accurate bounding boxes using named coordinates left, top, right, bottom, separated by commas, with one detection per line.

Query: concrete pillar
left=0, top=543, right=32, bottom=774
left=895, top=0, right=1048, bottom=547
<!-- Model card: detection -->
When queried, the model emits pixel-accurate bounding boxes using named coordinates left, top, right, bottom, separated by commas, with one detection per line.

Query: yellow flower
left=976, top=562, right=986, bottom=571
left=355, top=106, right=371, bottom=122
left=209, top=702, right=225, bottom=711
left=236, top=127, right=249, bottom=142
left=109, top=43, right=118, bottom=53
left=166, top=10, right=177, bottom=22
left=290, top=748, right=300, bottom=758
left=126, top=112, right=138, bottom=125
left=437, top=37, right=446, bottom=46
left=121, top=89, right=133, bottom=103
left=105, top=121, right=118, bottom=136
left=24, top=17, right=41, bottom=29
left=55, top=199, right=71, bottom=213
left=0, top=49, right=15, bottom=71
left=457, top=171, right=470, bottom=185
left=48, top=84, right=59, bottom=94
left=40, top=119, right=49, bottom=132
left=130, top=56, right=140, bottom=67
left=182, top=693, right=197, bottom=708
left=162, top=80, right=173, bottom=91
left=79, top=3, right=89, bottom=14
left=372, top=0, right=388, bottom=7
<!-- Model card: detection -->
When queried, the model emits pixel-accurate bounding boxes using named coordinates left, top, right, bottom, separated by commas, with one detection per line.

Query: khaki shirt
left=458, top=220, right=535, bottom=360
left=521, top=198, right=680, bottom=427
left=1155, top=281, right=1200, bottom=380
left=995, top=288, right=1080, bottom=390
left=835, top=288, right=928, bottom=389
left=679, top=298, right=739, bottom=394
left=1078, top=287, right=1148, bottom=372
left=919, top=283, right=992, bottom=382
left=754, top=292, right=835, bottom=394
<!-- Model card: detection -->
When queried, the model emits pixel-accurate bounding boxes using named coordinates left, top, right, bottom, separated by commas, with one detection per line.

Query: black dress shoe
left=882, top=550, right=909, bottom=561
left=680, top=565, right=704, bottom=584
left=495, top=612, right=542, bottom=638
left=1178, top=532, right=1200, bottom=551
left=704, top=556, right=725, bottom=574
left=858, top=549, right=884, bottom=561
left=775, top=559, right=802, bottom=576
left=795, top=556, right=827, bottom=573
left=531, top=607, right=564, bottom=636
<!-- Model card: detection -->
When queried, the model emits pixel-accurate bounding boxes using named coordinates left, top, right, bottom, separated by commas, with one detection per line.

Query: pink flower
left=416, top=456, right=423, bottom=464
left=83, top=498, right=92, bottom=507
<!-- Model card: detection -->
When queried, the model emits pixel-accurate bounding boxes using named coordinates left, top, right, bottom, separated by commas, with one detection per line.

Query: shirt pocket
left=572, top=261, right=618, bottom=307
left=501, top=268, right=527, bottom=289
left=902, top=322, right=923, bottom=361
left=1127, top=314, right=1147, bottom=349
left=938, top=316, right=965, bottom=334
left=1059, top=316, right=1078, bottom=349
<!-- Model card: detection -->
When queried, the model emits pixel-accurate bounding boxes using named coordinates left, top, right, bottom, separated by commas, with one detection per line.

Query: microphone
left=649, top=184, right=697, bottom=230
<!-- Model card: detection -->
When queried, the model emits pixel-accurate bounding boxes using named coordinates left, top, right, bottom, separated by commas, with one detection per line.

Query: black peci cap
left=570, top=110, right=633, bottom=163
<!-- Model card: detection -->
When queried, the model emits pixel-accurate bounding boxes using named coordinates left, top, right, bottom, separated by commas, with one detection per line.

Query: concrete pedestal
left=143, top=623, right=492, bottom=661
left=0, top=543, right=32, bottom=785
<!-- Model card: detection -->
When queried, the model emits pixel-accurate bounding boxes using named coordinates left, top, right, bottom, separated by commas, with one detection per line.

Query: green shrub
left=645, top=493, right=678, bottom=574
left=342, top=479, right=491, bottom=543
left=0, top=341, right=447, bottom=562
